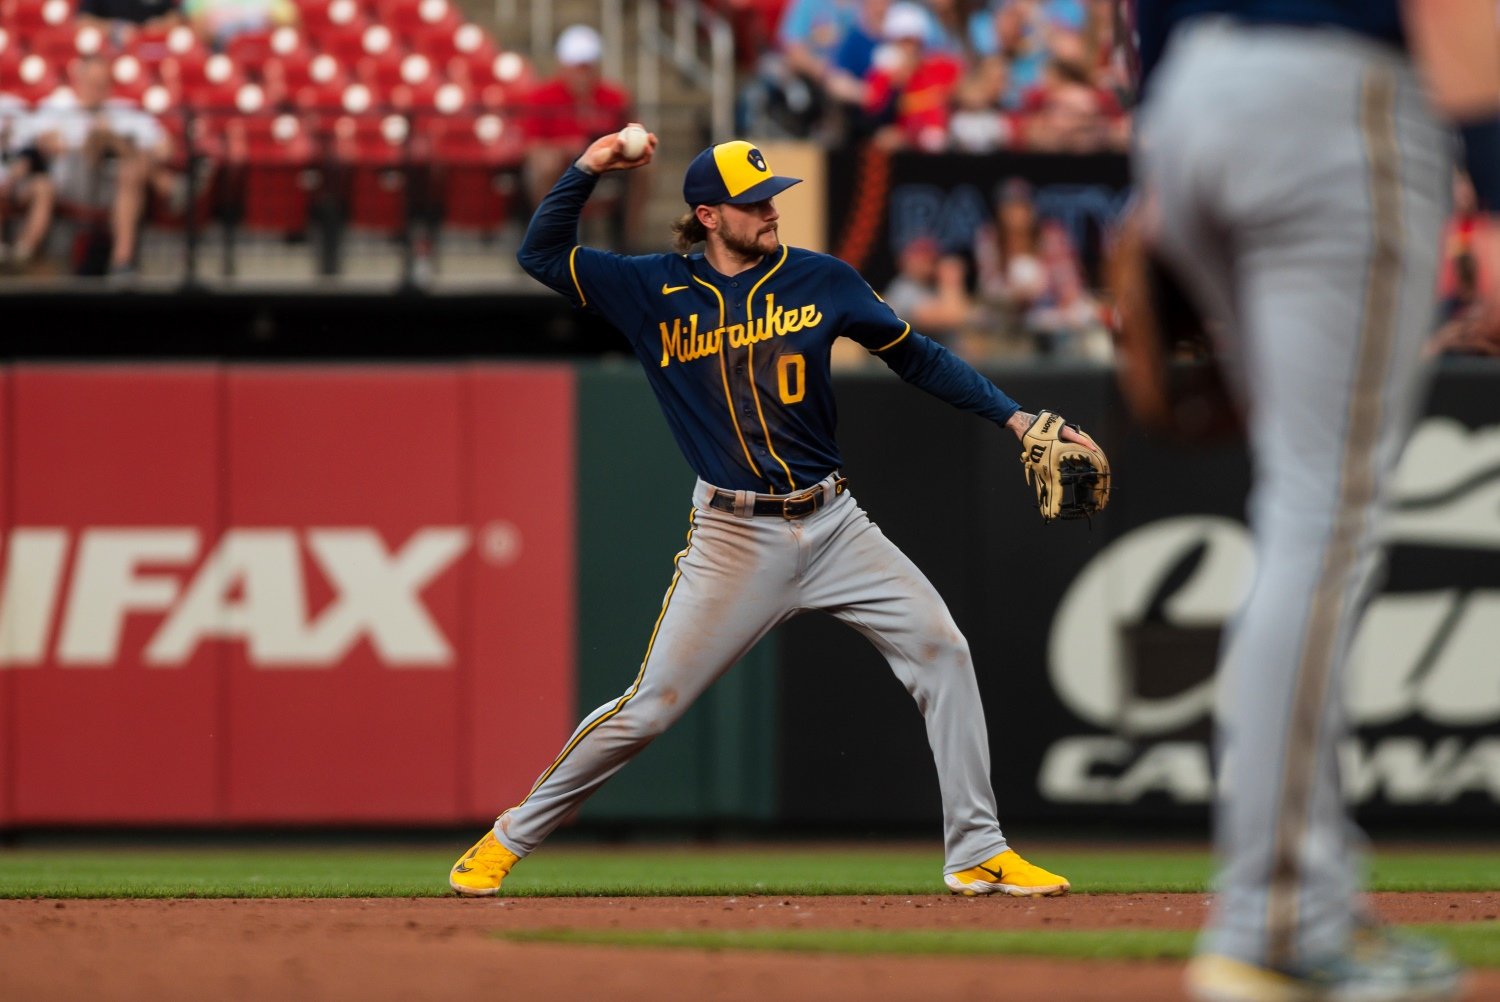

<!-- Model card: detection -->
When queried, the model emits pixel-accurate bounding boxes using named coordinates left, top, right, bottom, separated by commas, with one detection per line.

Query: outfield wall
left=0, top=361, right=1496, bottom=829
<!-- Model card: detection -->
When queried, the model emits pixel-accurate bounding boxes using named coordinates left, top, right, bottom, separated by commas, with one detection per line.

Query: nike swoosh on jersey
left=661, top=283, right=689, bottom=295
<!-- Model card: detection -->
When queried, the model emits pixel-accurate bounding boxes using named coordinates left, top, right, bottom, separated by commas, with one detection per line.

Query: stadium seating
left=228, top=112, right=319, bottom=233
left=0, top=52, right=58, bottom=104
left=0, top=0, right=538, bottom=260
left=429, top=111, right=521, bottom=235
left=334, top=111, right=411, bottom=232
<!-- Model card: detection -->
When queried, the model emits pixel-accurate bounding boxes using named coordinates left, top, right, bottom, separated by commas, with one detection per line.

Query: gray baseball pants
left=1140, top=21, right=1450, bottom=967
left=494, top=473, right=1010, bottom=873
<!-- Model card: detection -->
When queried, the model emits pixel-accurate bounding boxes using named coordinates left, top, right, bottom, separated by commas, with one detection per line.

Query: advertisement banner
left=464, top=368, right=577, bottom=819
left=0, top=370, right=10, bottom=826
left=222, top=370, right=470, bottom=822
left=0, top=364, right=576, bottom=825
left=779, top=366, right=1500, bottom=827
left=1037, top=371, right=1500, bottom=823
left=6, top=367, right=226, bottom=823
left=825, top=148, right=1131, bottom=290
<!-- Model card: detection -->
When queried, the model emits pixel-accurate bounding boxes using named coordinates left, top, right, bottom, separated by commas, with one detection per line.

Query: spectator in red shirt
left=862, top=2, right=963, bottom=150
left=1016, top=31, right=1123, bottom=151
left=522, top=24, right=640, bottom=243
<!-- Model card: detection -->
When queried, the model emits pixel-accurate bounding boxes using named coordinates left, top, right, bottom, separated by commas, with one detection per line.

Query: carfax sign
left=0, top=365, right=576, bottom=826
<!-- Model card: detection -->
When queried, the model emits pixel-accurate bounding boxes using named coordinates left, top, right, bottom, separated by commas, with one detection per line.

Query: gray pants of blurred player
left=494, top=474, right=1010, bottom=874
left=1140, top=20, right=1450, bottom=967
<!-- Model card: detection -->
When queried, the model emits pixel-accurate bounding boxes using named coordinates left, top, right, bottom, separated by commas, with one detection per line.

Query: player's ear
left=695, top=203, right=719, bottom=233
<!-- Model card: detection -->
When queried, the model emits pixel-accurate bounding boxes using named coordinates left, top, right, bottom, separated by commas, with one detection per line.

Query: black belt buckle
left=782, top=489, right=818, bottom=519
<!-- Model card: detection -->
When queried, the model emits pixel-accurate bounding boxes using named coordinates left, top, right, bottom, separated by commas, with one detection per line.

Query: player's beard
left=719, top=224, right=778, bottom=261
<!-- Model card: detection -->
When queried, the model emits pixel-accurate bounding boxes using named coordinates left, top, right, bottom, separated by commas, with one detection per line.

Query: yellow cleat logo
left=661, top=283, right=689, bottom=295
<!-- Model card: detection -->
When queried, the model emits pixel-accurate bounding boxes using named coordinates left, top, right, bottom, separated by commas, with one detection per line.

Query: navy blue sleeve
left=875, top=331, right=1022, bottom=426
left=829, top=258, right=1020, bottom=427
left=516, top=164, right=652, bottom=332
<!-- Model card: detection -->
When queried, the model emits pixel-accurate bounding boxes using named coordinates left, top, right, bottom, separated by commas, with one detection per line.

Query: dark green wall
left=574, top=366, right=777, bottom=823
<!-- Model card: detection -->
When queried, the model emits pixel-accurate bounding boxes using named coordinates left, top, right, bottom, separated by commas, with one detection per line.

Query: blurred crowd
left=2, top=0, right=1498, bottom=365
left=839, top=174, right=1112, bottom=366
left=735, top=0, right=1128, bottom=152
left=843, top=168, right=1500, bottom=368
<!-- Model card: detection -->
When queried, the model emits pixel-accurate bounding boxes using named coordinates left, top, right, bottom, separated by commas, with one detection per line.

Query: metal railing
left=0, top=101, right=709, bottom=289
left=625, top=0, right=734, bottom=141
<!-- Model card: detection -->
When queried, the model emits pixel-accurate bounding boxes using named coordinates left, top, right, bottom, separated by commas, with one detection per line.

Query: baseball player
left=450, top=128, right=1096, bottom=898
left=1134, top=1, right=1495, bottom=998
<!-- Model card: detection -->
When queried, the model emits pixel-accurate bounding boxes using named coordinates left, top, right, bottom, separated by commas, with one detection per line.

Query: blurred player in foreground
left=1134, top=0, right=1499, bottom=998
left=450, top=125, right=1101, bottom=898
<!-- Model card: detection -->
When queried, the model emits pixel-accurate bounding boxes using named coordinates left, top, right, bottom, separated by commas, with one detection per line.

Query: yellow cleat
left=944, top=849, right=1070, bottom=897
left=448, top=829, right=520, bottom=896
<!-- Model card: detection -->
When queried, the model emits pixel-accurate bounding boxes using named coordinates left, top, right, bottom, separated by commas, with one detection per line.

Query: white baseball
left=618, top=125, right=648, bottom=160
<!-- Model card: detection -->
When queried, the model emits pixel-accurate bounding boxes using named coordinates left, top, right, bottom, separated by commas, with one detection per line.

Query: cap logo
left=747, top=148, right=767, bottom=172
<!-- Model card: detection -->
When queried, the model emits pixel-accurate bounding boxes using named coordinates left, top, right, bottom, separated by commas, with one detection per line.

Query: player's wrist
left=572, top=158, right=598, bottom=176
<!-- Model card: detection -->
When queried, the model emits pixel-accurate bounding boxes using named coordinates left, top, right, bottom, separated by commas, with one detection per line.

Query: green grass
left=0, top=845, right=1498, bottom=899
left=501, top=924, right=1500, bottom=968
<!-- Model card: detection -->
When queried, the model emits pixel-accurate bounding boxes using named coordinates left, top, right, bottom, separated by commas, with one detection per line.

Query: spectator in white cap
left=862, top=1, right=964, bottom=150
left=555, top=23, right=602, bottom=66
left=522, top=24, right=639, bottom=244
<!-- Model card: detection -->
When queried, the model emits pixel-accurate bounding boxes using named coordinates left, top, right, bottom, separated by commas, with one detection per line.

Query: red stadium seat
left=399, top=77, right=465, bottom=114
left=0, top=53, right=59, bottom=104
left=2, top=0, right=73, bottom=33
left=353, top=27, right=404, bottom=90
left=463, top=50, right=530, bottom=110
left=298, top=0, right=358, bottom=32
left=126, top=24, right=200, bottom=67
left=229, top=112, right=318, bottom=232
left=165, top=51, right=243, bottom=109
left=289, top=73, right=348, bottom=115
left=265, top=48, right=344, bottom=105
left=429, top=112, right=521, bottom=233
left=338, top=79, right=378, bottom=114
left=378, top=0, right=458, bottom=34
left=305, top=0, right=368, bottom=62
left=30, top=22, right=112, bottom=64
left=411, top=21, right=489, bottom=68
left=141, top=81, right=175, bottom=115
left=335, top=112, right=412, bottom=232
left=110, top=53, right=154, bottom=102
left=388, top=74, right=443, bottom=112
left=224, top=28, right=279, bottom=70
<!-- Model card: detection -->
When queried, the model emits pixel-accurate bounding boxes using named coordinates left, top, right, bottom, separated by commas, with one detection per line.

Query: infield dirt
left=3, top=894, right=1496, bottom=1001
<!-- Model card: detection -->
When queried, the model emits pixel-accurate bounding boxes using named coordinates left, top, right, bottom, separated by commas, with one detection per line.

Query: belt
left=708, top=477, right=848, bottom=519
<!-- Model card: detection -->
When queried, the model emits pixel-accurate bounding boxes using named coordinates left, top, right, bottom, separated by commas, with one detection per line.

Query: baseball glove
left=1020, top=410, right=1111, bottom=522
left=1108, top=200, right=1241, bottom=443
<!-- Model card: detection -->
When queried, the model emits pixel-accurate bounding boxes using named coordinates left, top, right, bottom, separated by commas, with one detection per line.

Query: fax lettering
left=1038, top=736, right=1500, bottom=805
left=659, top=293, right=823, bottom=368
left=0, top=527, right=470, bottom=667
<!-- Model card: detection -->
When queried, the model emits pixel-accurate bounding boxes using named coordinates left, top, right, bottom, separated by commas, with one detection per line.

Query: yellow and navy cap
left=682, top=141, right=802, bottom=206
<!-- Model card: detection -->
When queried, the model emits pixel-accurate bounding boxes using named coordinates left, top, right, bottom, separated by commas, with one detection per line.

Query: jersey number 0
left=777, top=354, right=806, bottom=404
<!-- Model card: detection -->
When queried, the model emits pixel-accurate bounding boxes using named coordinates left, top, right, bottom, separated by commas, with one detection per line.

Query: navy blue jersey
left=519, top=165, right=1020, bottom=494
left=1137, top=0, right=1405, bottom=88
